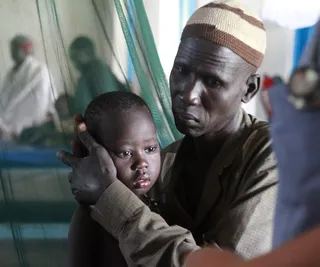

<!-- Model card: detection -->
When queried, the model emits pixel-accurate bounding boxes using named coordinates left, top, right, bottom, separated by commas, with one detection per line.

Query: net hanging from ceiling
left=0, top=0, right=182, bottom=266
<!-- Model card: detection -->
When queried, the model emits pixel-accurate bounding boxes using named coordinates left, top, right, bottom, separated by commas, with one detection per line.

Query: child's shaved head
left=85, top=91, right=151, bottom=133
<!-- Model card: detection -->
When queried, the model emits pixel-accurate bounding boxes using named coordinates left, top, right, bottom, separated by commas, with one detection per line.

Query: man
left=186, top=18, right=320, bottom=265
left=59, top=1, right=277, bottom=266
left=0, top=35, right=57, bottom=140
left=69, top=36, right=128, bottom=115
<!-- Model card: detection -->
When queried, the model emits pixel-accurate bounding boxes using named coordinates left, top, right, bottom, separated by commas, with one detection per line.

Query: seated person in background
left=19, top=94, right=74, bottom=147
left=69, top=36, right=128, bottom=115
left=0, top=35, right=57, bottom=140
left=53, top=94, right=74, bottom=133
left=68, top=91, right=162, bottom=267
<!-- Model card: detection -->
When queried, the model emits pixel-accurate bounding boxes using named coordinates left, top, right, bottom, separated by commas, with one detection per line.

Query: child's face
left=97, top=107, right=161, bottom=195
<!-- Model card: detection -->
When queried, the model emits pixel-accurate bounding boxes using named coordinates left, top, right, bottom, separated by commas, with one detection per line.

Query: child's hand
left=57, top=123, right=117, bottom=205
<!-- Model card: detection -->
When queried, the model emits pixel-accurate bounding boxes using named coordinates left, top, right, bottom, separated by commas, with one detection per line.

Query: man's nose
left=181, top=81, right=202, bottom=106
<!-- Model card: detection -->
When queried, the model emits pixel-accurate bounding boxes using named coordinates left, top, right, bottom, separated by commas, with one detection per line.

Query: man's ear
left=242, top=74, right=260, bottom=103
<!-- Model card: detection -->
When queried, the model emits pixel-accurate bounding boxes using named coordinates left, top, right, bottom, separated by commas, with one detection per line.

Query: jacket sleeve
left=204, top=133, right=278, bottom=259
left=91, top=180, right=200, bottom=267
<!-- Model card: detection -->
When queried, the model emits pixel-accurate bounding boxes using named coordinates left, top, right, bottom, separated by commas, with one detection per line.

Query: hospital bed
left=0, top=142, right=76, bottom=267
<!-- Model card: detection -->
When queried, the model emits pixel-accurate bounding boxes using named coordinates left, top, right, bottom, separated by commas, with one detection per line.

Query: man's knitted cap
left=182, top=0, right=266, bottom=68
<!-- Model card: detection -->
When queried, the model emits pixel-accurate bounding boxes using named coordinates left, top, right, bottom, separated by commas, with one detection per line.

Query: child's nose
left=134, top=157, right=148, bottom=171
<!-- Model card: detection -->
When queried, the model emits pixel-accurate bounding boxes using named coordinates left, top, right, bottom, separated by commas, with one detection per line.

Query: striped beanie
left=182, top=0, right=266, bottom=68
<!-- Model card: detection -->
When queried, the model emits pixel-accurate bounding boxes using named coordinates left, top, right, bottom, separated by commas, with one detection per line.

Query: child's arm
left=68, top=205, right=102, bottom=267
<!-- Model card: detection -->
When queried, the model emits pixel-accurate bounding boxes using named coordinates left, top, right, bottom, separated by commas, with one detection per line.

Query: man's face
left=170, top=37, right=257, bottom=137
left=10, top=42, right=26, bottom=64
left=96, top=107, right=161, bottom=196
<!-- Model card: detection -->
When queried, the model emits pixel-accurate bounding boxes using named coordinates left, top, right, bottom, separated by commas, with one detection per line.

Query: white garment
left=0, top=56, right=57, bottom=139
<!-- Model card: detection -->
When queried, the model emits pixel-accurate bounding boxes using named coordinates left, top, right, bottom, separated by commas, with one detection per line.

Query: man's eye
left=118, top=151, right=132, bottom=158
left=203, top=76, right=222, bottom=89
left=145, top=146, right=157, bottom=154
left=175, top=65, right=189, bottom=76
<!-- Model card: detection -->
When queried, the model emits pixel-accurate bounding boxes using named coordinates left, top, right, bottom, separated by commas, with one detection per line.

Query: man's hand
left=72, top=114, right=87, bottom=157
left=57, top=123, right=117, bottom=205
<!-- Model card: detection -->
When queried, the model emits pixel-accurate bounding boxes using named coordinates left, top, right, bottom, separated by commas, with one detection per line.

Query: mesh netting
left=0, top=0, right=182, bottom=266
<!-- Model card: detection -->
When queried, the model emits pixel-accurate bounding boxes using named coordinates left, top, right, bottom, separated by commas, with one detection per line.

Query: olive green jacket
left=91, top=110, right=278, bottom=266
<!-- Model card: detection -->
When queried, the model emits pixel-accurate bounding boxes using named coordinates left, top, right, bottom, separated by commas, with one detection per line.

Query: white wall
left=256, top=23, right=294, bottom=119
left=240, top=0, right=295, bottom=120
left=143, top=0, right=191, bottom=79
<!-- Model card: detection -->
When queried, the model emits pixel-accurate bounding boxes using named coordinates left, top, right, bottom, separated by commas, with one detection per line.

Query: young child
left=70, top=91, right=161, bottom=267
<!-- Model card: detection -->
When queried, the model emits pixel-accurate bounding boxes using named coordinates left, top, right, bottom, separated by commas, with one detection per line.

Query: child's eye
left=145, top=146, right=158, bottom=154
left=118, top=150, right=133, bottom=158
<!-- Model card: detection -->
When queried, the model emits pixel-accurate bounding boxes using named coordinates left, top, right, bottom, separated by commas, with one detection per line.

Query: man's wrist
left=105, top=175, right=117, bottom=189
left=91, top=180, right=145, bottom=238
left=94, top=178, right=117, bottom=204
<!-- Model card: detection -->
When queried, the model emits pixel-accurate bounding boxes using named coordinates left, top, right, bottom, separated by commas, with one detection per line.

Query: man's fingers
left=72, top=140, right=87, bottom=157
left=77, top=127, right=100, bottom=152
left=73, top=114, right=84, bottom=135
left=73, top=114, right=84, bottom=132
left=71, top=140, right=80, bottom=156
left=56, top=150, right=79, bottom=167
left=73, top=113, right=84, bottom=124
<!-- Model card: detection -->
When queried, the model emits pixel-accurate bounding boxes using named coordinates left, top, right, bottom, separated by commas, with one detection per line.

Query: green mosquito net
left=0, top=0, right=184, bottom=266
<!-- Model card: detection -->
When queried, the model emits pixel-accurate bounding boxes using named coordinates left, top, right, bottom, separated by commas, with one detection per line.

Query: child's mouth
left=133, top=174, right=151, bottom=189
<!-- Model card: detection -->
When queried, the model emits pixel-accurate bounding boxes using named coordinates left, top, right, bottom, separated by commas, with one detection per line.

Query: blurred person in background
left=0, top=34, right=57, bottom=141
left=69, top=36, right=128, bottom=116
left=19, top=94, right=74, bottom=147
